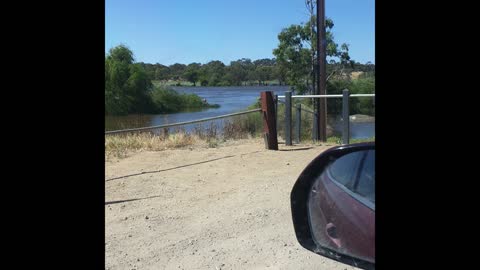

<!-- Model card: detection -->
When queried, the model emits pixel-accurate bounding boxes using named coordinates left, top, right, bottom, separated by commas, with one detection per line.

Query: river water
left=105, top=86, right=375, bottom=139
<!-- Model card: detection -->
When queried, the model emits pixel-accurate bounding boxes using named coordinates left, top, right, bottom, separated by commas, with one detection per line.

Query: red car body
left=309, top=165, right=375, bottom=262
left=291, top=142, right=375, bottom=269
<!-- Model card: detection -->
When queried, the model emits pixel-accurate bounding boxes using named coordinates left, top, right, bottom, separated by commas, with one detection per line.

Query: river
left=105, top=86, right=375, bottom=139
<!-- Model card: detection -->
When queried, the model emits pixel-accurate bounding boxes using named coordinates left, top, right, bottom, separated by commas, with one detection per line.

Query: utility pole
left=316, top=0, right=327, bottom=142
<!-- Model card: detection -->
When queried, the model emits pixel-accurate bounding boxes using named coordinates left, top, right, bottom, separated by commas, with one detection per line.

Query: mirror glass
left=307, top=149, right=375, bottom=263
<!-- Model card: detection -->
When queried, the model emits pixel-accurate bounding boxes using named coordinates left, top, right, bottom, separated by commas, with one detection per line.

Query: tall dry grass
left=105, top=115, right=263, bottom=160
left=105, top=131, right=202, bottom=160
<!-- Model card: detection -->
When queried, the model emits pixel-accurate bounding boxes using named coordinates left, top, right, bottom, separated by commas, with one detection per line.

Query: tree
left=138, top=62, right=156, bottom=80
left=153, top=64, right=170, bottom=81
left=228, top=58, right=254, bottom=86
left=254, top=66, right=273, bottom=85
left=253, top=58, right=276, bottom=67
left=169, top=63, right=187, bottom=81
left=273, top=15, right=353, bottom=94
left=183, top=63, right=201, bottom=86
left=272, top=24, right=311, bottom=93
left=105, top=45, right=153, bottom=115
left=201, top=60, right=226, bottom=86
left=273, top=63, right=287, bottom=85
left=252, top=58, right=275, bottom=85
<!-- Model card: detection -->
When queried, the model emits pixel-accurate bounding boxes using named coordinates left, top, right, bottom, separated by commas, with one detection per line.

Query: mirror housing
left=290, top=142, right=375, bottom=270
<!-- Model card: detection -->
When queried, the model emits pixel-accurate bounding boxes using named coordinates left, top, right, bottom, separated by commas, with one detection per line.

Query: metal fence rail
left=105, top=108, right=262, bottom=135
left=278, top=91, right=375, bottom=145
left=277, top=99, right=315, bottom=115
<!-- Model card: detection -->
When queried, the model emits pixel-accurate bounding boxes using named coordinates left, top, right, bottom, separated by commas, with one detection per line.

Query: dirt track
left=105, top=138, right=359, bottom=270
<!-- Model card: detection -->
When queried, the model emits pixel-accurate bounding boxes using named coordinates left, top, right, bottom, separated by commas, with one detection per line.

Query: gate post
left=261, top=91, right=278, bottom=150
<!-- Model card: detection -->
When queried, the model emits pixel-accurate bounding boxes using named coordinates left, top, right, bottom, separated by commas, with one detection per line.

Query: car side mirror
left=290, top=143, right=375, bottom=270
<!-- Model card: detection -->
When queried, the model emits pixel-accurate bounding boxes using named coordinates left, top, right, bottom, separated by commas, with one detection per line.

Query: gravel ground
left=105, top=138, right=360, bottom=270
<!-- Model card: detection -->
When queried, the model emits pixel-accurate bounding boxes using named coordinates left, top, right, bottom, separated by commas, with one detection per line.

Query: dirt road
left=105, top=138, right=359, bottom=269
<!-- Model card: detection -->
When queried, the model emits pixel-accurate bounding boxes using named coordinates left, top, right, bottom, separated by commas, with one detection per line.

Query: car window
left=327, top=151, right=365, bottom=188
left=355, top=150, right=375, bottom=203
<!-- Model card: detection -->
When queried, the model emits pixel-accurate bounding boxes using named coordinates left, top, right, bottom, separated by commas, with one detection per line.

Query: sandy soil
left=105, top=138, right=359, bottom=270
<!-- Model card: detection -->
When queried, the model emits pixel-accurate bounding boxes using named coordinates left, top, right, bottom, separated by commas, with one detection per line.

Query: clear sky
left=105, top=0, right=374, bottom=66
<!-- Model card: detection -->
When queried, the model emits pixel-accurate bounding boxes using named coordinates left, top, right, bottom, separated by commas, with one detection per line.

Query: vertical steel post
left=274, top=94, right=278, bottom=131
left=342, top=89, right=350, bottom=145
left=312, top=112, right=318, bottom=142
left=285, top=91, right=292, bottom=146
left=296, top=104, right=301, bottom=144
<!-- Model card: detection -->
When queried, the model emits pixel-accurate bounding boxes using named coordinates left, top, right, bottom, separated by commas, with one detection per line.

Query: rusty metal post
left=261, top=91, right=278, bottom=150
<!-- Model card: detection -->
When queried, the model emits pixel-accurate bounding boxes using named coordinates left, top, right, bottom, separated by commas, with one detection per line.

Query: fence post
left=163, top=128, right=169, bottom=139
left=285, top=91, right=292, bottom=146
left=260, top=91, right=278, bottom=150
left=296, top=104, right=301, bottom=144
left=342, top=89, right=350, bottom=145
left=274, top=94, right=278, bottom=130
left=312, top=112, right=318, bottom=142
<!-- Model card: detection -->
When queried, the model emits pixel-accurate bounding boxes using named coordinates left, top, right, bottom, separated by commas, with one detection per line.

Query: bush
left=150, top=86, right=218, bottom=113
left=350, top=77, right=375, bottom=116
left=326, top=77, right=375, bottom=116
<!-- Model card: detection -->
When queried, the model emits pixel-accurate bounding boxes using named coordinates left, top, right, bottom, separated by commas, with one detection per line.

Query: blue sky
left=105, top=0, right=374, bottom=65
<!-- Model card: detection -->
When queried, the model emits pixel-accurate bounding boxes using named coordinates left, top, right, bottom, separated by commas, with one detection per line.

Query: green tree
left=201, top=60, right=226, bottom=86
left=169, top=63, right=187, bottom=81
left=138, top=62, right=156, bottom=80
left=273, top=16, right=352, bottom=94
left=253, top=58, right=276, bottom=67
left=273, top=63, right=287, bottom=85
left=183, top=63, right=201, bottom=86
left=227, top=58, right=254, bottom=86
left=153, top=64, right=170, bottom=81
left=254, top=66, right=273, bottom=85
left=105, top=45, right=153, bottom=115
